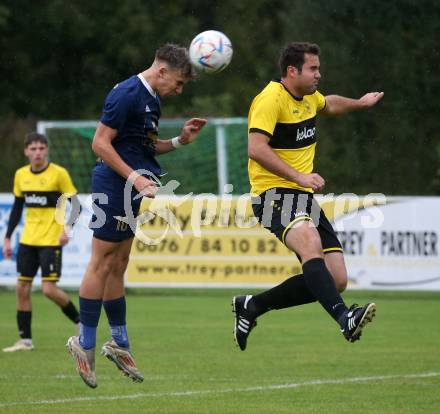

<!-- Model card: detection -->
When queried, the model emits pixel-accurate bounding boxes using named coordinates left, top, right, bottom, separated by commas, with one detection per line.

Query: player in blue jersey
left=67, top=44, right=207, bottom=388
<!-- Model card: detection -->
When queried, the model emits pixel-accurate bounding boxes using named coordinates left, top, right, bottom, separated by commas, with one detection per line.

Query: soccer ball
left=189, top=30, right=233, bottom=74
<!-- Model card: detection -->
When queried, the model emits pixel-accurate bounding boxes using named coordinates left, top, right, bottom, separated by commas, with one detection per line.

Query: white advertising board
left=1, top=194, right=439, bottom=290
left=333, top=197, right=440, bottom=290
left=0, top=194, right=93, bottom=287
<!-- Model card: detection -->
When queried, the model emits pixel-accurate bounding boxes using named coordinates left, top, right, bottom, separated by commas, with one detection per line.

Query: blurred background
left=0, top=0, right=439, bottom=195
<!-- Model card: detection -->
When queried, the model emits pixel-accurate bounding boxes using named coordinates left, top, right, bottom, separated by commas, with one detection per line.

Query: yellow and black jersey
left=13, top=163, right=77, bottom=246
left=248, top=80, right=326, bottom=195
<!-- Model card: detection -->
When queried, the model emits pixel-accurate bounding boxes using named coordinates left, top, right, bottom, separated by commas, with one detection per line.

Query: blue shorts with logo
left=90, top=163, right=143, bottom=242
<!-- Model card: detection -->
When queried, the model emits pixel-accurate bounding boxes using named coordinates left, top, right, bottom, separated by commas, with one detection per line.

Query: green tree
left=0, top=0, right=439, bottom=194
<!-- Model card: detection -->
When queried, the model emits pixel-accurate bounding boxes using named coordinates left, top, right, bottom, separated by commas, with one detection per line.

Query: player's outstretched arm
left=155, top=118, right=207, bottom=155
left=322, top=92, right=384, bottom=116
left=178, top=118, right=207, bottom=144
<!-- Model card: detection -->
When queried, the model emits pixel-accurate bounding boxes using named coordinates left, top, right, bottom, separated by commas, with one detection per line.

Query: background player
left=2, top=132, right=81, bottom=352
left=67, top=44, right=207, bottom=388
left=232, top=42, right=384, bottom=351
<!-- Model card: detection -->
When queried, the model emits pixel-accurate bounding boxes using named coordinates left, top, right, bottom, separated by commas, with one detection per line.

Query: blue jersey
left=91, top=74, right=163, bottom=242
left=100, top=74, right=162, bottom=176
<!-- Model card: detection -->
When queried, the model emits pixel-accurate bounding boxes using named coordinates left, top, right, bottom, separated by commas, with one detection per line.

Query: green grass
left=0, top=289, right=439, bottom=414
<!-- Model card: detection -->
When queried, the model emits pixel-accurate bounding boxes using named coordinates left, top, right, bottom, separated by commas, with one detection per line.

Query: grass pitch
left=0, top=288, right=439, bottom=414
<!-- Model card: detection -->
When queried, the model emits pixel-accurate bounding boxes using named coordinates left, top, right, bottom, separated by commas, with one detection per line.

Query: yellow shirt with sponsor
left=13, top=163, right=77, bottom=246
left=248, top=80, right=326, bottom=195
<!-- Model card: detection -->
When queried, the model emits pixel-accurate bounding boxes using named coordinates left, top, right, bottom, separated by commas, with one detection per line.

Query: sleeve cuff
left=249, top=128, right=273, bottom=138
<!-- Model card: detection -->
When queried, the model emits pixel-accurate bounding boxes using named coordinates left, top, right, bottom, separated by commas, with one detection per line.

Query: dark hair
left=155, top=43, right=195, bottom=80
left=24, top=132, right=48, bottom=148
left=279, top=42, right=320, bottom=76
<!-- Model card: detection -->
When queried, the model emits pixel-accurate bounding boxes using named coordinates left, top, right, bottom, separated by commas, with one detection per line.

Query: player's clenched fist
left=133, top=175, right=157, bottom=198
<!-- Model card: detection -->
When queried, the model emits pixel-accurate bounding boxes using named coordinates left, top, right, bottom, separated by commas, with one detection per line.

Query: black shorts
left=252, top=188, right=343, bottom=256
left=16, top=244, right=62, bottom=282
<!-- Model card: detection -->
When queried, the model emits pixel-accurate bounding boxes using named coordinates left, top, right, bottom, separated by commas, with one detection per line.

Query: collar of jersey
left=30, top=162, right=50, bottom=175
left=273, top=79, right=303, bottom=102
left=137, top=74, right=157, bottom=98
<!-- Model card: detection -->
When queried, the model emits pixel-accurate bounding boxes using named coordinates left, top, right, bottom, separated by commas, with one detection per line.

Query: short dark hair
left=24, top=132, right=48, bottom=148
left=155, top=43, right=195, bottom=80
left=279, top=42, right=320, bottom=76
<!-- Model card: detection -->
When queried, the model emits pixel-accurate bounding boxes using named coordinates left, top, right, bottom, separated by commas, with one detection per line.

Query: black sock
left=302, top=258, right=347, bottom=325
left=61, top=301, right=80, bottom=324
left=251, top=274, right=316, bottom=315
left=17, top=310, right=32, bottom=339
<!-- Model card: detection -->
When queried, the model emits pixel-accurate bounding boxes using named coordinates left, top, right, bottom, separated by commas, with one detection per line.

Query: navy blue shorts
left=90, top=164, right=142, bottom=242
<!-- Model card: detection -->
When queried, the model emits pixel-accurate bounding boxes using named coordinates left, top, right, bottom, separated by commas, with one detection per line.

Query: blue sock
left=103, top=296, right=129, bottom=348
left=79, top=297, right=102, bottom=350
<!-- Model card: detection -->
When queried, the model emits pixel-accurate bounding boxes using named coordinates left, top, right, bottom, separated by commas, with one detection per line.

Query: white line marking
left=0, top=372, right=438, bottom=408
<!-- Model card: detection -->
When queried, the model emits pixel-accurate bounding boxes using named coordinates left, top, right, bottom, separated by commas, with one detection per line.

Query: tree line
left=0, top=0, right=439, bottom=194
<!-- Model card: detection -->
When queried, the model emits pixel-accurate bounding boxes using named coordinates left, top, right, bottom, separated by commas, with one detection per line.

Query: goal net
left=37, top=118, right=249, bottom=195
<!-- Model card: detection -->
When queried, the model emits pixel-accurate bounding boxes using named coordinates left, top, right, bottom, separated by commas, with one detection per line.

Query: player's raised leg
left=42, top=280, right=80, bottom=323
left=100, top=237, right=144, bottom=383
left=67, top=236, right=120, bottom=388
left=324, top=251, right=376, bottom=342
left=40, top=246, right=80, bottom=328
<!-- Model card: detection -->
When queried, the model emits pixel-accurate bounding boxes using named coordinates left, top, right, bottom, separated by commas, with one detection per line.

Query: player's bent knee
left=335, top=278, right=348, bottom=293
left=119, top=255, right=130, bottom=269
left=296, top=241, right=323, bottom=262
left=91, top=254, right=118, bottom=278
left=332, top=272, right=348, bottom=292
left=41, top=282, right=57, bottom=298
left=286, top=229, right=322, bottom=260
left=113, top=259, right=129, bottom=278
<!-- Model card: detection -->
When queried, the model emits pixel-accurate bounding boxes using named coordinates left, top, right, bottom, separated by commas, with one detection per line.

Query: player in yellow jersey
left=2, top=132, right=81, bottom=352
left=232, top=42, right=384, bottom=350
